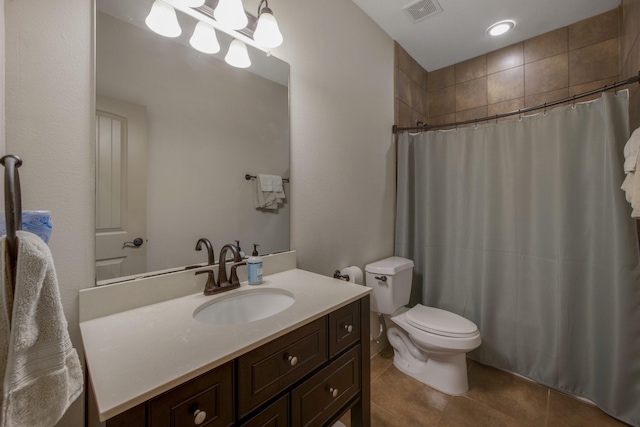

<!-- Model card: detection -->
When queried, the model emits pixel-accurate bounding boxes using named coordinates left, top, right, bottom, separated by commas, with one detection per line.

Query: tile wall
left=620, top=0, right=640, bottom=130
left=394, top=42, right=429, bottom=128
left=395, top=8, right=625, bottom=129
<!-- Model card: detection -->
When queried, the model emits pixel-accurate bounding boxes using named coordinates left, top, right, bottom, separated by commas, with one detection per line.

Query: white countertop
left=80, top=268, right=370, bottom=421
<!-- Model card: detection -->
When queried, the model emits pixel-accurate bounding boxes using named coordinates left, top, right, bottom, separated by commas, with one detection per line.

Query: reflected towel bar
left=245, top=174, right=289, bottom=183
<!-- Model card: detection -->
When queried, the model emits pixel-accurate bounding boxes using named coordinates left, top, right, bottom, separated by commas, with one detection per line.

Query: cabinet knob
left=344, top=324, right=353, bottom=333
left=193, top=409, right=207, bottom=425
left=329, top=387, right=339, bottom=398
left=287, top=355, right=298, bottom=366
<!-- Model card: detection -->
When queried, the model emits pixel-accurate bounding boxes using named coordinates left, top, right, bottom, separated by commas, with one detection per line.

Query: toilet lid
left=406, top=304, right=478, bottom=338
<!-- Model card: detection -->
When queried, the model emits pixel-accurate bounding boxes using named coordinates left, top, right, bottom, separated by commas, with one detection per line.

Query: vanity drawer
left=149, top=361, right=234, bottom=427
left=238, top=317, right=328, bottom=418
left=291, top=345, right=360, bottom=427
left=328, top=300, right=360, bottom=357
left=240, top=394, right=289, bottom=427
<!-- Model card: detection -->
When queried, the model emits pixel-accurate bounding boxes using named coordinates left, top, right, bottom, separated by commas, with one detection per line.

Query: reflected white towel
left=255, top=174, right=286, bottom=210
left=624, top=127, right=640, bottom=173
left=0, top=231, right=83, bottom=427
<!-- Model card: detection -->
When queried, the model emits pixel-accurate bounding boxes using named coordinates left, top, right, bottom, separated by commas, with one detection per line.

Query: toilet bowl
left=365, top=257, right=481, bottom=395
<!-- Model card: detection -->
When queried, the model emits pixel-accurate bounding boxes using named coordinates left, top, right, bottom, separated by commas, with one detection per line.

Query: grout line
left=545, top=388, right=551, bottom=427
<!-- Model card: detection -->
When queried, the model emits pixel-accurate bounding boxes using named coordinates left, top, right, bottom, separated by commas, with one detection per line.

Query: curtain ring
left=495, top=115, right=499, bottom=125
left=543, top=103, right=547, bottom=116
left=571, top=95, right=577, bottom=109
left=474, top=123, right=479, bottom=130
left=518, top=109, right=523, bottom=122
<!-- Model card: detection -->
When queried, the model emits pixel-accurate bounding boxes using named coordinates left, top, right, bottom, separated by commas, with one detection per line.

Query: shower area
left=392, top=6, right=640, bottom=426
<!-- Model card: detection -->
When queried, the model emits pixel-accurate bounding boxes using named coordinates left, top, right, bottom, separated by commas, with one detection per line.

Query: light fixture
left=225, top=39, right=251, bottom=68
left=178, top=0, right=205, bottom=7
left=486, top=20, right=515, bottom=37
left=253, top=0, right=283, bottom=49
left=214, top=0, right=248, bottom=30
left=190, top=21, right=221, bottom=54
left=145, top=0, right=182, bottom=38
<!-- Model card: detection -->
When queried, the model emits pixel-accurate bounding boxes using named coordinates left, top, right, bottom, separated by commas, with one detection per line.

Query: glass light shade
left=487, top=20, right=515, bottom=36
left=214, top=0, right=248, bottom=30
left=179, top=0, right=206, bottom=6
left=145, top=0, right=182, bottom=38
left=190, top=21, right=221, bottom=54
left=225, top=39, right=251, bottom=68
left=253, top=9, right=283, bottom=48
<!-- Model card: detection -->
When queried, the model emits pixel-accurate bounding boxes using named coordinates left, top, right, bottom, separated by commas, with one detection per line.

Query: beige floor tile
left=371, top=354, right=392, bottom=381
left=547, top=391, right=632, bottom=427
left=465, top=362, right=548, bottom=427
left=438, top=396, right=530, bottom=427
left=371, top=365, right=450, bottom=426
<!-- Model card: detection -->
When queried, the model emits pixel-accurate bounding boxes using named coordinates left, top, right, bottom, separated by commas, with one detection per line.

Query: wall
left=4, top=1, right=394, bottom=426
left=274, top=0, right=396, bottom=275
left=395, top=42, right=429, bottom=128
left=4, top=0, right=94, bottom=426
left=425, top=9, right=620, bottom=127
left=621, top=0, right=640, bottom=131
left=429, top=9, right=619, bottom=124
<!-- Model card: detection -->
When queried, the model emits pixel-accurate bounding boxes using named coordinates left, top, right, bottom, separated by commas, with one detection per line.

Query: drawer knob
left=344, top=324, right=353, bottom=333
left=193, top=409, right=207, bottom=425
left=329, top=387, right=339, bottom=398
left=288, top=355, right=298, bottom=366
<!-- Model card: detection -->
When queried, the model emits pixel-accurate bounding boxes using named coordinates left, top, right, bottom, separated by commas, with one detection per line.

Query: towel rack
left=0, top=154, right=23, bottom=293
left=245, top=174, right=289, bottom=183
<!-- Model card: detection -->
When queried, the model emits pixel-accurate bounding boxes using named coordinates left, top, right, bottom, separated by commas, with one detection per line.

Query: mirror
left=95, top=0, right=290, bottom=284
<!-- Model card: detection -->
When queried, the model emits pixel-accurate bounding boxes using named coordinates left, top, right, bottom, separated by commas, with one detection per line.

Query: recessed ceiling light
left=486, top=20, right=516, bottom=37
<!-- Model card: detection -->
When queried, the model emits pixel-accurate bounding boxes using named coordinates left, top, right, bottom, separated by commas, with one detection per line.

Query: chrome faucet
left=195, top=238, right=215, bottom=265
left=195, top=243, right=246, bottom=295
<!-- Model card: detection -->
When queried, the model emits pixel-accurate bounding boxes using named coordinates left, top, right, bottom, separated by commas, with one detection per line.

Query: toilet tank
left=365, top=257, right=414, bottom=314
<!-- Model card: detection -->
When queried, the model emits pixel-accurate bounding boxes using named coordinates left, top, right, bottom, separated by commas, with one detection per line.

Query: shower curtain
left=395, top=92, right=640, bottom=426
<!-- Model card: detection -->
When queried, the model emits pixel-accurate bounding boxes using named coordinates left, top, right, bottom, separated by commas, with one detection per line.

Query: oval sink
left=193, top=288, right=295, bottom=325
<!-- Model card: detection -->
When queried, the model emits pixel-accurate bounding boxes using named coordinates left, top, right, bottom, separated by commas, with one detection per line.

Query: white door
left=95, top=95, right=147, bottom=282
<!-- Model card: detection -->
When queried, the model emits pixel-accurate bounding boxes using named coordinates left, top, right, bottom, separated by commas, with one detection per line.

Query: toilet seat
left=406, top=304, right=478, bottom=338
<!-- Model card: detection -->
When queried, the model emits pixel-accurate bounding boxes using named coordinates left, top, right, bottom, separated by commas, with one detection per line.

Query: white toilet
left=365, top=256, right=481, bottom=395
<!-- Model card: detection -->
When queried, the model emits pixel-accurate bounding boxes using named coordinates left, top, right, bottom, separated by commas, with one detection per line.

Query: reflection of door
left=95, top=96, right=147, bottom=282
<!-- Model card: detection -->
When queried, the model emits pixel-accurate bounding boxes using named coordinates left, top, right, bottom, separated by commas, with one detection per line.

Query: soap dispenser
left=247, top=244, right=263, bottom=285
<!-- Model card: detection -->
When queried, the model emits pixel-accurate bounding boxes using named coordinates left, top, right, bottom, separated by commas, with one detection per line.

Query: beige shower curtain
left=395, top=92, right=640, bottom=426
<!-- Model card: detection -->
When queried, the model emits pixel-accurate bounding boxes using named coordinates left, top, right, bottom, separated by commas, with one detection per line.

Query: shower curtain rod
left=392, top=72, right=640, bottom=134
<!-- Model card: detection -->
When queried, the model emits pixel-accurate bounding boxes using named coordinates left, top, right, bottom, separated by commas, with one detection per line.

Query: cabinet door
left=238, top=317, right=328, bottom=418
left=240, top=395, right=289, bottom=427
left=328, top=300, right=360, bottom=358
left=149, top=362, right=234, bottom=427
left=291, top=345, right=360, bottom=427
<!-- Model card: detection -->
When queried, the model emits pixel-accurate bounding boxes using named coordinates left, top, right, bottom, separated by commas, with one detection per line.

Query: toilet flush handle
left=374, top=275, right=387, bottom=282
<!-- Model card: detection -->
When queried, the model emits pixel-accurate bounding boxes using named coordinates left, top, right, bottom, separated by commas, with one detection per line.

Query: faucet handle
left=230, top=262, right=247, bottom=286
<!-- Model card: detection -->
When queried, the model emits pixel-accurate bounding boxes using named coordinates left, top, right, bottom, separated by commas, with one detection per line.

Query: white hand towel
left=255, top=175, right=286, bottom=210
left=623, top=127, right=640, bottom=173
left=0, top=231, right=83, bottom=427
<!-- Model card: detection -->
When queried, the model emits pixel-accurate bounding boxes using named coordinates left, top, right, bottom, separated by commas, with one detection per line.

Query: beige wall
left=4, top=0, right=394, bottom=426
left=5, top=1, right=94, bottom=425
left=273, top=0, right=396, bottom=274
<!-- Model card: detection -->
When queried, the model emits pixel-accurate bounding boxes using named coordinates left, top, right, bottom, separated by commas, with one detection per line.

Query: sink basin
left=193, top=288, right=295, bottom=325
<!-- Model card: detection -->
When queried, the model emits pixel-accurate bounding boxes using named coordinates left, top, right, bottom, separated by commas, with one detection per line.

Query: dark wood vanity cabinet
left=105, top=296, right=370, bottom=427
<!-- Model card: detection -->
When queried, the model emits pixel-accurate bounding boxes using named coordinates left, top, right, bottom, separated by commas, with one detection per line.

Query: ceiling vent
left=402, top=0, right=443, bottom=23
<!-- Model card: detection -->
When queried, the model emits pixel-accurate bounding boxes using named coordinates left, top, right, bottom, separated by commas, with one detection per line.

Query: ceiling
left=351, top=0, right=621, bottom=71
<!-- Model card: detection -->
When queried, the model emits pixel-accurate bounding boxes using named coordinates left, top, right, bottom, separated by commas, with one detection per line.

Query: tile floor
left=340, top=348, right=631, bottom=427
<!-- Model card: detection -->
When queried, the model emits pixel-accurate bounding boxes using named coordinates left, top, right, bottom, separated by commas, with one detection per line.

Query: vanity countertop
left=80, top=268, right=370, bottom=421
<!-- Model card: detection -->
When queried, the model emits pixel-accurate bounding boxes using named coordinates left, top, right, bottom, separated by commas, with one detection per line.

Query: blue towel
left=0, top=211, right=52, bottom=243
